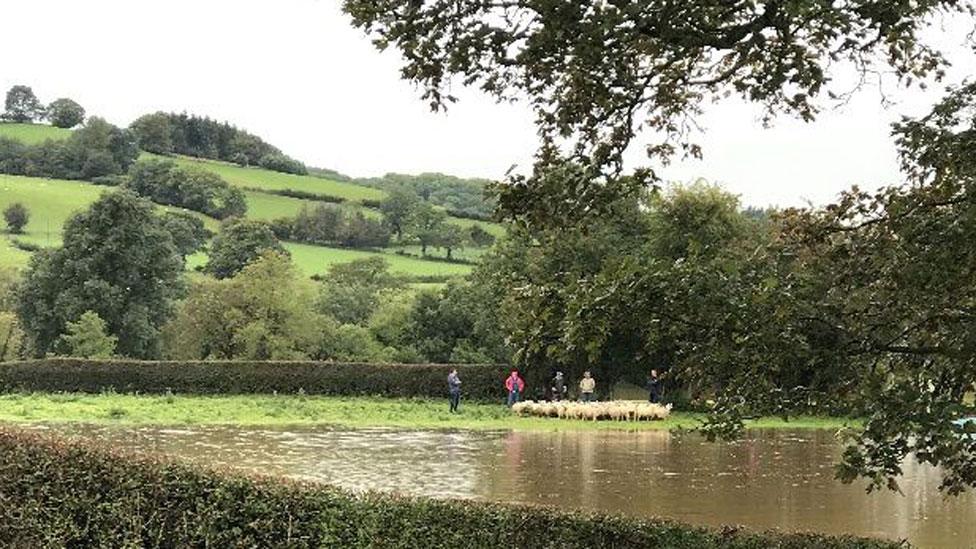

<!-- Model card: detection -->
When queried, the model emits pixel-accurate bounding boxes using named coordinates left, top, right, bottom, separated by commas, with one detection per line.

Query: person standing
left=551, top=371, right=567, bottom=401
left=447, top=368, right=462, bottom=413
left=579, top=371, right=596, bottom=402
left=647, top=369, right=662, bottom=404
left=505, top=370, right=525, bottom=406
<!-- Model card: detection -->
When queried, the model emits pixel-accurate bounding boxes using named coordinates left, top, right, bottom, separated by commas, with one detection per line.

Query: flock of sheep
left=512, top=400, right=671, bottom=422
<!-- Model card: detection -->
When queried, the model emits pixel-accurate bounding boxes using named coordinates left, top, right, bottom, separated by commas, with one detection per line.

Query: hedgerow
left=0, top=427, right=902, bottom=549
left=0, top=358, right=508, bottom=399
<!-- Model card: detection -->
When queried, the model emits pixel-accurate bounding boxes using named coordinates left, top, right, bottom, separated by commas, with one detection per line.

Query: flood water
left=31, top=424, right=976, bottom=548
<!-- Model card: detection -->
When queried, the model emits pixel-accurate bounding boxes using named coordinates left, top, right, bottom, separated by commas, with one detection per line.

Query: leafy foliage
left=0, top=117, right=137, bottom=181
left=57, top=311, right=117, bottom=359
left=2, top=203, right=29, bottom=234
left=46, top=98, right=85, bottom=129
left=128, top=112, right=306, bottom=174
left=344, top=0, right=965, bottom=225
left=16, top=192, right=184, bottom=359
left=2, top=85, right=44, bottom=123
left=125, top=158, right=247, bottom=219
left=206, top=219, right=286, bottom=279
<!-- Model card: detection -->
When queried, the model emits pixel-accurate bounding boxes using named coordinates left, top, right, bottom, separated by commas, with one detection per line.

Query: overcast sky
left=2, top=0, right=974, bottom=208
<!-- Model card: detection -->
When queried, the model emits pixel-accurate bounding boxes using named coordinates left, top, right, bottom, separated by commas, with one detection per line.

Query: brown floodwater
left=28, top=424, right=976, bottom=548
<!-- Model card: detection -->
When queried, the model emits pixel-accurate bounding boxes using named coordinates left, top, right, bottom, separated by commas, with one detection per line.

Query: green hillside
left=0, top=123, right=71, bottom=144
left=166, top=155, right=386, bottom=203
left=0, top=123, right=496, bottom=280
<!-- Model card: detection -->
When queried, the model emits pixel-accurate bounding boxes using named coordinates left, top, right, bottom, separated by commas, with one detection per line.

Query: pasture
left=0, top=123, right=71, bottom=144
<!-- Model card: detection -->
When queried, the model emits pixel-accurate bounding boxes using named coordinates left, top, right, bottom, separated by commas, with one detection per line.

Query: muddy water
left=33, top=424, right=976, bottom=548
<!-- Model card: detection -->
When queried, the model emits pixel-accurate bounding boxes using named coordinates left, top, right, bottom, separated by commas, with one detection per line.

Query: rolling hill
left=0, top=123, right=488, bottom=279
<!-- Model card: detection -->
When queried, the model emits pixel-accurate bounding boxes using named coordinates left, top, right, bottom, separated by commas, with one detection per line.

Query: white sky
left=1, top=0, right=973, bottom=208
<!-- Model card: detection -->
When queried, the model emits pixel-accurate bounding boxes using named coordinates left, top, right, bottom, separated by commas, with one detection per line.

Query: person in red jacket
left=505, top=370, right=525, bottom=406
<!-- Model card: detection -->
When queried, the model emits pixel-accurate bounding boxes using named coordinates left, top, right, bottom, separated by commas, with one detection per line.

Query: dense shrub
left=125, top=158, right=247, bottom=219
left=47, top=97, right=85, bottom=128
left=258, top=152, right=307, bottom=175
left=0, top=358, right=509, bottom=400
left=0, top=427, right=899, bottom=549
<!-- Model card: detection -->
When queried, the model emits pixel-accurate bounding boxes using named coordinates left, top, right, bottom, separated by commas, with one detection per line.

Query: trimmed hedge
left=0, top=427, right=902, bottom=549
left=0, top=358, right=509, bottom=399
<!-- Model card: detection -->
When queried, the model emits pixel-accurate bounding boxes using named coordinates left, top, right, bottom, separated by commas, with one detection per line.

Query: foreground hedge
left=0, top=427, right=902, bottom=549
left=0, top=359, right=508, bottom=400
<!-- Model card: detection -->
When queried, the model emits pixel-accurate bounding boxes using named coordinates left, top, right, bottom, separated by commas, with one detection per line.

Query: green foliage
left=128, top=112, right=305, bottom=174
left=0, top=117, right=138, bottom=181
left=274, top=203, right=391, bottom=248
left=344, top=1, right=962, bottom=226
left=364, top=172, right=495, bottom=219
left=0, top=426, right=898, bottom=548
left=125, top=158, right=247, bottom=219
left=57, top=311, right=117, bottom=359
left=46, top=98, right=85, bottom=129
left=407, top=201, right=448, bottom=255
left=164, top=252, right=321, bottom=360
left=206, top=219, right=286, bottom=279
left=158, top=211, right=212, bottom=258
left=316, top=257, right=403, bottom=325
left=0, top=359, right=507, bottom=399
left=0, top=312, right=25, bottom=361
left=379, top=186, right=421, bottom=240
left=2, top=86, right=44, bottom=123
left=16, top=191, right=183, bottom=359
left=2, top=203, right=29, bottom=234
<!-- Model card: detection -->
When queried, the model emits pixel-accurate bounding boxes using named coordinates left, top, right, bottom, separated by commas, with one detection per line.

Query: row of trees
left=356, top=172, right=496, bottom=219
left=271, top=204, right=391, bottom=249
left=3, top=85, right=85, bottom=128
left=129, top=112, right=306, bottom=175
left=0, top=117, right=138, bottom=180
left=380, top=187, right=494, bottom=257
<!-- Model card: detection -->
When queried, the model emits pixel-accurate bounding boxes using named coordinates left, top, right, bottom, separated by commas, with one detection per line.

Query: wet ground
left=31, top=424, right=976, bottom=548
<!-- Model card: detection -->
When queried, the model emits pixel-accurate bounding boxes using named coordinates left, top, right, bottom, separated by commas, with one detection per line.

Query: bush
left=255, top=187, right=345, bottom=203
left=3, top=202, right=29, bottom=234
left=8, top=239, right=40, bottom=252
left=47, top=98, right=85, bottom=128
left=0, top=426, right=899, bottom=549
left=0, top=358, right=509, bottom=400
left=258, top=152, right=307, bottom=175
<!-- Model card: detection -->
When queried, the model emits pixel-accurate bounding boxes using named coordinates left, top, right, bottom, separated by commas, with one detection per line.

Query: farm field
left=165, top=155, right=386, bottom=203
left=286, top=241, right=473, bottom=277
left=0, top=174, right=107, bottom=248
left=0, top=122, right=71, bottom=144
left=243, top=189, right=381, bottom=221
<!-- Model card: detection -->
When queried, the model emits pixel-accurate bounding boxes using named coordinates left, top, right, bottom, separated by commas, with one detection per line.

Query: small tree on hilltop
left=206, top=219, right=287, bottom=279
left=3, top=203, right=29, bottom=234
left=58, top=311, right=117, bottom=359
left=3, top=85, right=44, bottom=123
left=47, top=98, right=86, bottom=128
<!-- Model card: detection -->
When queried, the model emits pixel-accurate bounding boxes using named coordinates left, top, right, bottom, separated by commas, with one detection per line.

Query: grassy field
left=0, top=174, right=107, bottom=248
left=165, top=155, right=386, bottom=203
left=0, top=123, right=72, bottom=144
left=286, top=242, right=473, bottom=277
left=243, top=190, right=381, bottom=221
left=0, top=393, right=860, bottom=432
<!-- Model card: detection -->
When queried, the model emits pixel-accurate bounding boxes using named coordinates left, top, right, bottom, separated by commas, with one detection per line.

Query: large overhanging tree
left=344, top=0, right=968, bottom=225
left=344, top=0, right=976, bottom=492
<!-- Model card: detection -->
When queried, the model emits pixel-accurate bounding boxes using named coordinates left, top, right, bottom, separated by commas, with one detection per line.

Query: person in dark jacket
left=551, top=371, right=567, bottom=401
left=647, top=369, right=662, bottom=403
left=447, top=368, right=462, bottom=413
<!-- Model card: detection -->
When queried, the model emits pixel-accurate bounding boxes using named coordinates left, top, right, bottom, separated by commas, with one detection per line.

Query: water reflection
left=29, top=424, right=976, bottom=548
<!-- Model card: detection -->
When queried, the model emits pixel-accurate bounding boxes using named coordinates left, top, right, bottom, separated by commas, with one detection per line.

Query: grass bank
left=0, top=393, right=858, bottom=432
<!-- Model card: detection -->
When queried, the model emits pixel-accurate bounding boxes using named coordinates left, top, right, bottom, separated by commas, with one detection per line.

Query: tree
left=57, top=311, right=117, bottom=358
left=3, top=203, right=29, bottom=234
left=406, top=202, right=448, bottom=255
left=344, top=1, right=965, bottom=226
left=129, top=112, right=173, bottom=154
left=380, top=187, right=421, bottom=241
left=206, top=219, right=286, bottom=279
left=163, top=251, right=321, bottom=360
left=316, top=257, right=403, bottom=325
left=47, top=98, right=85, bottom=128
left=17, top=192, right=183, bottom=358
left=3, top=85, right=44, bottom=123
left=0, top=312, right=24, bottom=361
left=434, top=223, right=465, bottom=260
left=159, top=211, right=212, bottom=258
